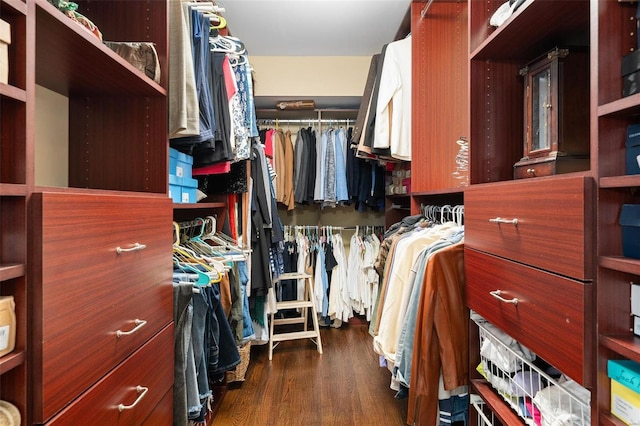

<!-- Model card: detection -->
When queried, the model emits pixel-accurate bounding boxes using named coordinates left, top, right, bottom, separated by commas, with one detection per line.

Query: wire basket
left=474, top=318, right=590, bottom=425
left=471, top=395, right=499, bottom=426
left=226, top=342, right=251, bottom=383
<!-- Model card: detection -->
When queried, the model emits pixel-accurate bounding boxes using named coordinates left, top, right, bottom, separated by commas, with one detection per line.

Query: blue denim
left=237, top=261, right=256, bottom=341
left=316, top=245, right=329, bottom=317
left=189, top=10, right=214, bottom=142
left=190, top=290, right=212, bottom=421
left=334, top=128, right=349, bottom=202
left=438, top=394, right=469, bottom=426
left=204, top=284, right=241, bottom=378
left=245, top=63, right=259, bottom=138
left=173, top=282, right=197, bottom=426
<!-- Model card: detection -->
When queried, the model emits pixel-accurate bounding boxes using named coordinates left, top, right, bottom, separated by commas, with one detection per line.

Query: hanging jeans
left=204, top=284, right=241, bottom=380
left=190, top=290, right=212, bottom=422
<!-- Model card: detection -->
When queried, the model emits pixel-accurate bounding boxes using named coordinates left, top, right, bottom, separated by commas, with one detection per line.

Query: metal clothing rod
left=258, top=119, right=354, bottom=124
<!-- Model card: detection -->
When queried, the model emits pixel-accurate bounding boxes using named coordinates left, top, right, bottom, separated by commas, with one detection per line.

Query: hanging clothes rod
left=257, top=119, right=354, bottom=124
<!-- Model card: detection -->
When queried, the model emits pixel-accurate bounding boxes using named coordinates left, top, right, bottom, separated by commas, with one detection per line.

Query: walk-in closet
left=0, top=0, right=630, bottom=425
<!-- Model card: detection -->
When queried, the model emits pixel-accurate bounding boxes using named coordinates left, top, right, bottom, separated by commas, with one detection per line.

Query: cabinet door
left=30, top=191, right=173, bottom=422
left=47, top=324, right=174, bottom=425
left=464, top=175, right=594, bottom=280
left=465, top=248, right=591, bottom=386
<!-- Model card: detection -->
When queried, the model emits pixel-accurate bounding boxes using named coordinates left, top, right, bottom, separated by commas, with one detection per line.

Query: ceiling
left=218, top=0, right=412, bottom=57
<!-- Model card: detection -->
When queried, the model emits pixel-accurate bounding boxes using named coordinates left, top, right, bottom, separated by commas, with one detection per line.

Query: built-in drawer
left=47, top=324, right=174, bottom=425
left=464, top=175, right=594, bottom=280
left=30, top=191, right=173, bottom=422
left=465, top=249, right=591, bottom=386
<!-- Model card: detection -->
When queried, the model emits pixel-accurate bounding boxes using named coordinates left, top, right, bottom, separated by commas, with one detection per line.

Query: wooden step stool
left=268, top=272, right=323, bottom=361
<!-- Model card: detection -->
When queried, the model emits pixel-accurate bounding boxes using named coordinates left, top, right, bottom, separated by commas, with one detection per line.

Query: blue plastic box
left=169, top=147, right=193, bottom=179
left=181, top=177, right=198, bottom=203
left=620, top=204, right=640, bottom=259
left=626, top=124, right=640, bottom=175
left=609, top=359, right=640, bottom=396
left=169, top=174, right=181, bottom=203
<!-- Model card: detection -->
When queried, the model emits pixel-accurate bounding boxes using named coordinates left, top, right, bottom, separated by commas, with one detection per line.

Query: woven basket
left=226, top=343, right=251, bottom=383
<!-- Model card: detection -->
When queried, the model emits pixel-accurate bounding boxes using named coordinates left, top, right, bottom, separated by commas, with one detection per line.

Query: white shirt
left=374, top=36, right=412, bottom=161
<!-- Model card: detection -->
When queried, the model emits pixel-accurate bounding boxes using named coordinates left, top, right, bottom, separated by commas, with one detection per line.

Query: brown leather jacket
left=407, top=243, right=467, bottom=426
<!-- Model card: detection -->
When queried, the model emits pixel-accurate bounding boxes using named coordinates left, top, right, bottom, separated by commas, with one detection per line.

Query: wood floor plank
left=212, top=324, right=409, bottom=425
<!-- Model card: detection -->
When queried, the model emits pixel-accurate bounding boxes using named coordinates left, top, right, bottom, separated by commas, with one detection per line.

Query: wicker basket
left=226, top=343, right=251, bottom=383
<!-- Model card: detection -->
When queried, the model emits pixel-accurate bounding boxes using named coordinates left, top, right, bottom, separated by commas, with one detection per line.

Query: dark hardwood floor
left=212, top=323, right=409, bottom=425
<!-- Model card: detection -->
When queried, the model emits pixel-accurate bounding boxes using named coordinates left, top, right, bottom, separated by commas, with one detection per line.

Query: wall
left=250, top=56, right=371, bottom=97
left=35, top=85, right=69, bottom=187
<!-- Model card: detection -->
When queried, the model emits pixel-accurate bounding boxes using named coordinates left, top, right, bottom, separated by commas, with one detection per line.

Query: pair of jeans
left=204, top=284, right=241, bottom=378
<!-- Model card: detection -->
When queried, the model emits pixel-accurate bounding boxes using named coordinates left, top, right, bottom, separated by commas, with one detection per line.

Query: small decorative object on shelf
left=514, top=47, right=590, bottom=179
left=451, top=137, right=469, bottom=187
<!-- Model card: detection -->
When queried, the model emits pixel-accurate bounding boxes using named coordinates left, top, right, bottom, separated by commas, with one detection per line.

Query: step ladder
left=268, top=272, right=323, bottom=361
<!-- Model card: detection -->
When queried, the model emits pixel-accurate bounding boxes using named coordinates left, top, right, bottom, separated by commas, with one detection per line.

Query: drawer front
left=464, top=175, right=594, bottom=280
left=31, top=192, right=173, bottom=422
left=465, top=249, right=590, bottom=385
left=47, top=324, right=174, bottom=425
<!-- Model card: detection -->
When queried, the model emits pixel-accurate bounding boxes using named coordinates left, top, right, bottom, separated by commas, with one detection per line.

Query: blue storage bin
left=169, top=148, right=194, bottom=179
left=620, top=204, right=640, bottom=259
left=626, top=123, right=640, bottom=175
left=169, top=174, right=181, bottom=203
left=609, top=359, right=640, bottom=395
left=181, top=177, right=198, bottom=203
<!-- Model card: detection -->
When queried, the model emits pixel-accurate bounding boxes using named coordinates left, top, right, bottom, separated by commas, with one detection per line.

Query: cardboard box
left=627, top=124, right=640, bottom=175
left=0, top=19, right=11, bottom=84
left=0, top=296, right=15, bottom=358
left=609, top=359, right=640, bottom=425
left=632, top=284, right=640, bottom=317
left=619, top=204, right=640, bottom=259
left=611, top=379, right=640, bottom=425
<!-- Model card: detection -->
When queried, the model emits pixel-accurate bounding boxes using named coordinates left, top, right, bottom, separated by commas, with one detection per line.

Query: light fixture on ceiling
left=276, top=100, right=315, bottom=110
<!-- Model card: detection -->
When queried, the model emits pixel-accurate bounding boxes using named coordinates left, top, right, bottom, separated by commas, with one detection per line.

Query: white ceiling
left=218, top=0, right=412, bottom=56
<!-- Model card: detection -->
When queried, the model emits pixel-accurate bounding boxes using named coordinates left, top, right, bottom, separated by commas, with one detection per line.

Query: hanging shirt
left=374, top=35, right=412, bottom=161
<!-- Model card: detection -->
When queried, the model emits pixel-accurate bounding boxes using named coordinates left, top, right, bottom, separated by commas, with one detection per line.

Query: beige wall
left=250, top=56, right=371, bottom=97
left=35, top=85, right=68, bottom=187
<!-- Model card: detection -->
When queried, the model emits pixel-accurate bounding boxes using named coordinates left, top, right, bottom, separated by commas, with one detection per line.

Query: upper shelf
left=470, top=0, right=590, bottom=61
left=34, top=0, right=165, bottom=97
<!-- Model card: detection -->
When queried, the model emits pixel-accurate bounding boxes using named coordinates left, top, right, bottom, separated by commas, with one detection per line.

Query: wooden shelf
left=600, top=175, right=640, bottom=189
left=173, top=202, right=226, bottom=210
left=35, top=0, right=165, bottom=97
left=0, top=83, right=26, bottom=103
left=601, top=412, right=627, bottom=426
left=598, top=93, right=640, bottom=118
left=470, top=0, right=589, bottom=61
left=600, top=256, right=640, bottom=275
left=0, top=351, right=25, bottom=375
left=0, top=183, right=27, bottom=196
left=470, top=379, right=526, bottom=426
left=1, top=0, right=26, bottom=15
left=601, top=335, right=640, bottom=363
left=0, top=263, right=25, bottom=282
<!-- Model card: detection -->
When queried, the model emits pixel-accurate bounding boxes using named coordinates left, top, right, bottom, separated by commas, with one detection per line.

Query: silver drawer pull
left=489, top=217, right=519, bottom=226
left=116, top=243, right=147, bottom=254
left=118, top=386, right=149, bottom=412
left=116, top=319, right=147, bottom=338
left=490, top=290, right=518, bottom=305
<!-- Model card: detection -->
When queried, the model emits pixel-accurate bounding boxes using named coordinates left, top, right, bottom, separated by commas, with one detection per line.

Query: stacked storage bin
left=169, top=148, right=198, bottom=203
